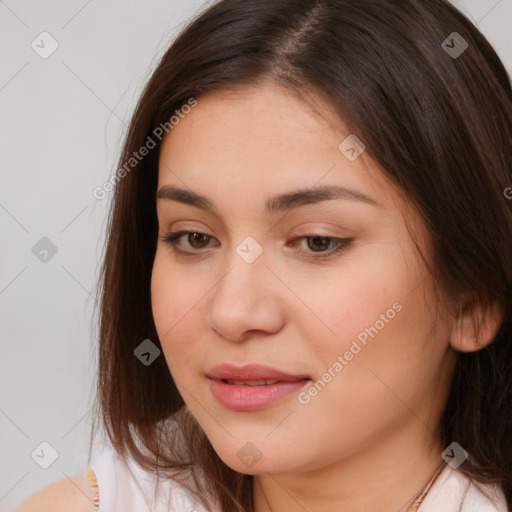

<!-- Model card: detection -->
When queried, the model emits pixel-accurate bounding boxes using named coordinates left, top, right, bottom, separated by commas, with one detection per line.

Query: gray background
left=1, top=0, right=511, bottom=509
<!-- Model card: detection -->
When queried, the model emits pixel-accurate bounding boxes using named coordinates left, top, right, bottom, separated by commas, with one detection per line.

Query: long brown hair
left=90, top=1, right=512, bottom=510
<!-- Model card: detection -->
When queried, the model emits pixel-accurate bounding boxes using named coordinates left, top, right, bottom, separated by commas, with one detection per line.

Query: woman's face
left=151, top=83, right=457, bottom=475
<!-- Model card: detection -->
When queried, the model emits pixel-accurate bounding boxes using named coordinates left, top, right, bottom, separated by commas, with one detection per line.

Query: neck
left=252, top=422, right=445, bottom=512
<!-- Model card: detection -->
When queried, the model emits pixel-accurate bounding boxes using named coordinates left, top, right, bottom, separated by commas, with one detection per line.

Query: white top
left=86, top=448, right=509, bottom=512
left=86, top=447, right=219, bottom=512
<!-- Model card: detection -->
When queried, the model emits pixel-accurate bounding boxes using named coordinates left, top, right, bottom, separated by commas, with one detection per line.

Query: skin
left=151, top=83, right=502, bottom=512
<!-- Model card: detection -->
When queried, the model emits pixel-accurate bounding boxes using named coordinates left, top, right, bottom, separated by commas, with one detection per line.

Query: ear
left=449, top=295, right=505, bottom=353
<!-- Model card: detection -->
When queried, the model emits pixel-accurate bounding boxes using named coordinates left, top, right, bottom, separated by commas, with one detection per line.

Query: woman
left=16, top=0, right=512, bottom=510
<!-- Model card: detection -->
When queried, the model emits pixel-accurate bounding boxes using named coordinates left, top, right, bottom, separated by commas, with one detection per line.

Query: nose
left=206, top=246, right=286, bottom=342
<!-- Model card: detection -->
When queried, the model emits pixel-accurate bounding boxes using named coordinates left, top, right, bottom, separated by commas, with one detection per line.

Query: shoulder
left=14, top=475, right=96, bottom=512
left=419, top=464, right=509, bottom=512
left=85, top=446, right=218, bottom=512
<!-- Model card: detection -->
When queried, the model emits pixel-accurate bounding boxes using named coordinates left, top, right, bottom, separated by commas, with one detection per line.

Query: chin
left=207, top=438, right=297, bottom=475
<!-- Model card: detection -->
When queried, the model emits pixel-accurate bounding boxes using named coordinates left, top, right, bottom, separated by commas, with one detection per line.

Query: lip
left=206, top=363, right=311, bottom=382
left=206, top=363, right=311, bottom=411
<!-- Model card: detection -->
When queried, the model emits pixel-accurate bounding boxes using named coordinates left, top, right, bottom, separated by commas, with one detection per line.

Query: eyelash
left=159, top=231, right=353, bottom=259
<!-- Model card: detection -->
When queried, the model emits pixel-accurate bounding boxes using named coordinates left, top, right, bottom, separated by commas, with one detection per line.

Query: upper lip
left=207, top=363, right=311, bottom=382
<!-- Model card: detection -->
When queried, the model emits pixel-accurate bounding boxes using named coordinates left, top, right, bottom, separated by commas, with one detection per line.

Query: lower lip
left=208, top=378, right=310, bottom=411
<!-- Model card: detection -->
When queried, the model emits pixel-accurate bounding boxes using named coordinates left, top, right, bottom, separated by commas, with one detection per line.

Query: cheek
left=299, top=240, right=437, bottom=393
left=151, top=254, right=176, bottom=333
left=302, top=271, right=442, bottom=421
left=150, top=252, right=200, bottom=368
left=151, top=248, right=205, bottom=326
left=300, top=246, right=416, bottom=352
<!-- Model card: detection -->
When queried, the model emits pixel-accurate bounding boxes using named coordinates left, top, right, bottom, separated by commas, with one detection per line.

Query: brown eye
left=289, top=235, right=354, bottom=258
left=306, top=236, right=332, bottom=252
left=187, top=232, right=211, bottom=249
left=160, top=231, right=218, bottom=253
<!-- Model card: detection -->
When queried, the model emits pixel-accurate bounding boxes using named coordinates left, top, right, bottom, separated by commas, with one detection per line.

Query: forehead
left=160, top=85, right=339, bottom=158
left=156, top=84, right=405, bottom=214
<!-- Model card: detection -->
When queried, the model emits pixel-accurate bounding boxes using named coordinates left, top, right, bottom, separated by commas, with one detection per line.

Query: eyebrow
left=156, top=184, right=382, bottom=213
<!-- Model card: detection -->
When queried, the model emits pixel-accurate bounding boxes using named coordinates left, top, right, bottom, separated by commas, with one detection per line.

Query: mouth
left=207, top=377, right=311, bottom=411
left=205, top=363, right=312, bottom=411
left=220, top=379, right=284, bottom=386
left=206, top=362, right=311, bottom=382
